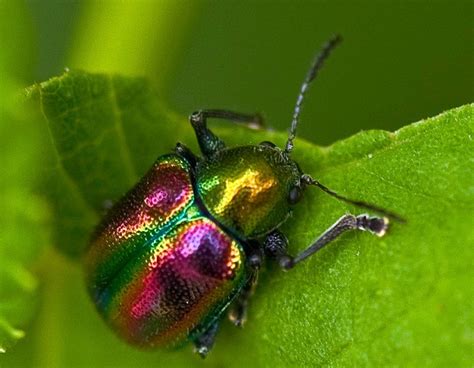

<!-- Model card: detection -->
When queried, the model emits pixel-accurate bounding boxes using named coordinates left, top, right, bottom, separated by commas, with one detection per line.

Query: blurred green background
left=12, top=0, right=474, bottom=144
left=1, top=0, right=472, bottom=367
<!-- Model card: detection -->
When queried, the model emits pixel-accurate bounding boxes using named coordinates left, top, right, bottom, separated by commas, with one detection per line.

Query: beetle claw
left=357, top=215, right=389, bottom=237
left=229, top=311, right=246, bottom=328
left=195, top=346, right=209, bottom=359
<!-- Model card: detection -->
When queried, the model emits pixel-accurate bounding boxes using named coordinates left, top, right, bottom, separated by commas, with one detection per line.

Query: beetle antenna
left=302, top=174, right=406, bottom=223
left=284, top=34, right=342, bottom=154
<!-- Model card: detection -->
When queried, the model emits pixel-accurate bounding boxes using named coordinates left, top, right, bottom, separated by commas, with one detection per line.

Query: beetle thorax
left=195, top=145, right=300, bottom=238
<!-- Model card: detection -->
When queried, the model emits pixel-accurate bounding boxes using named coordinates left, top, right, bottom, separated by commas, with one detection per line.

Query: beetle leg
left=175, top=142, right=199, bottom=168
left=228, top=243, right=262, bottom=327
left=264, top=214, right=389, bottom=269
left=189, top=109, right=263, bottom=157
left=228, top=268, right=259, bottom=327
left=193, top=321, right=219, bottom=358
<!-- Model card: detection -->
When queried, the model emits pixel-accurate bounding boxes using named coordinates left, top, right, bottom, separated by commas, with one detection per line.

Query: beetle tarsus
left=193, top=322, right=219, bottom=358
left=356, top=214, right=389, bottom=237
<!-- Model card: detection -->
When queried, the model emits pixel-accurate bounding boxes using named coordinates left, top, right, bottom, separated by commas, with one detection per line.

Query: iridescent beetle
left=84, top=36, right=402, bottom=357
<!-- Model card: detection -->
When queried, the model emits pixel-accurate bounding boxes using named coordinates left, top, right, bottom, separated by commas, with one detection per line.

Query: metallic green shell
left=195, top=145, right=302, bottom=238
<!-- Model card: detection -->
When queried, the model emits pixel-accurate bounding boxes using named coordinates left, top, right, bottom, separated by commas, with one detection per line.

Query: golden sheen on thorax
left=196, top=145, right=302, bottom=238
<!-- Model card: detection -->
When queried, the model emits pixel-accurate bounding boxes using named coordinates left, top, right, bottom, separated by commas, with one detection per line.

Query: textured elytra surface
left=86, top=155, right=194, bottom=292
left=85, top=154, right=246, bottom=348
left=4, top=70, right=472, bottom=367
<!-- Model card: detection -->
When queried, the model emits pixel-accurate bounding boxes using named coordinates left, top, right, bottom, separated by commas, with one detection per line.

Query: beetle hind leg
left=192, top=263, right=260, bottom=357
left=193, top=321, right=219, bottom=359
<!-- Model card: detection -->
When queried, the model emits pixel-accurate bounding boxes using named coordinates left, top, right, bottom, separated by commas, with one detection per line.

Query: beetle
left=84, top=35, right=402, bottom=357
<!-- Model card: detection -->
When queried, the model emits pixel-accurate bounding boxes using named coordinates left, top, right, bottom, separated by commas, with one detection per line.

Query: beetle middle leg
left=228, top=245, right=262, bottom=327
left=189, top=109, right=263, bottom=157
left=193, top=321, right=219, bottom=358
left=264, top=214, right=388, bottom=269
left=228, top=269, right=259, bottom=327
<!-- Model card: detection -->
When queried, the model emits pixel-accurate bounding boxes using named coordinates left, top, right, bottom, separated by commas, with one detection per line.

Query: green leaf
left=17, top=71, right=472, bottom=367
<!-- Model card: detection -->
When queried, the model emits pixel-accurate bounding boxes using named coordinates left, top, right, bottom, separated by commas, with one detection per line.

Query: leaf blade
left=22, top=70, right=474, bottom=367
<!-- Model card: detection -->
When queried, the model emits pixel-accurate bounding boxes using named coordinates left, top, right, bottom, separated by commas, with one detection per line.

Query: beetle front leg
left=189, top=109, right=263, bottom=157
left=193, top=321, right=219, bottom=358
left=264, top=214, right=388, bottom=269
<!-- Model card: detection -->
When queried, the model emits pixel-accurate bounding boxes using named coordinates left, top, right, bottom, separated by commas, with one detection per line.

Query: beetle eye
left=288, top=186, right=302, bottom=205
left=259, top=141, right=276, bottom=148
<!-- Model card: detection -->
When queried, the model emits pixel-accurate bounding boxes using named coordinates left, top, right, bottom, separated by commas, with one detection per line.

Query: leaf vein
left=107, top=75, right=137, bottom=184
left=38, top=86, right=98, bottom=218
